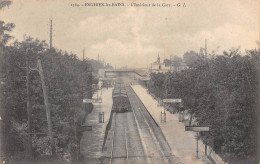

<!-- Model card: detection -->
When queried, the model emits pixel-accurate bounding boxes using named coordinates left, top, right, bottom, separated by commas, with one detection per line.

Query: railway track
left=108, top=83, right=180, bottom=164
left=110, top=114, right=129, bottom=164
left=126, top=86, right=167, bottom=164
left=126, top=85, right=181, bottom=164
left=109, top=112, right=148, bottom=164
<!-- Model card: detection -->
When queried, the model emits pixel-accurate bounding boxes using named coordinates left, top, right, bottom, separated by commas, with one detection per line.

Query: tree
left=172, top=56, right=183, bottom=67
left=0, top=21, right=14, bottom=47
left=0, top=0, right=12, bottom=10
left=0, top=0, right=14, bottom=47
left=163, top=59, right=172, bottom=67
left=1, top=35, right=97, bottom=162
left=147, top=48, right=260, bottom=163
left=183, top=51, right=199, bottom=68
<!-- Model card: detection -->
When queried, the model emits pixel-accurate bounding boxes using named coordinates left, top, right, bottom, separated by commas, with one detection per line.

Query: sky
left=1, top=0, right=259, bottom=68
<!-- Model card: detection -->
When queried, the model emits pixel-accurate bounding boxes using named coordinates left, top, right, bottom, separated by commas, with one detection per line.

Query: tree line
left=0, top=1, right=109, bottom=163
left=147, top=49, right=260, bottom=164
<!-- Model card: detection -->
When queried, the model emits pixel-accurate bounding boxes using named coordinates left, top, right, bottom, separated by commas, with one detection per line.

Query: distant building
left=149, top=55, right=170, bottom=74
left=170, top=63, right=188, bottom=72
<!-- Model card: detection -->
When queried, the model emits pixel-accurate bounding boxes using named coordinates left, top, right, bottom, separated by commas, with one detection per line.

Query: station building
left=149, top=55, right=170, bottom=74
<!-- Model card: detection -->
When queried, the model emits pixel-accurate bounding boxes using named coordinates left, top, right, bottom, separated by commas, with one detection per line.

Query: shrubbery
left=0, top=14, right=107, bottom=162
left=147, top=50, right=260, bottom=163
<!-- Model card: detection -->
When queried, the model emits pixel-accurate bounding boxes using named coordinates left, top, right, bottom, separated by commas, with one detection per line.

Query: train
left=112, top=81, right=131, bottom=113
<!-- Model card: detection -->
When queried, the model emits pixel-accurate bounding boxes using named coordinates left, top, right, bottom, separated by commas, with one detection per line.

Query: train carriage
left=112, top=82, right=131, bottom=113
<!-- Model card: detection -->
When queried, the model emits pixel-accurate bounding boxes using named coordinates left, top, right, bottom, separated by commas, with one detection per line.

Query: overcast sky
left=1, top=0, right=259, bottom=68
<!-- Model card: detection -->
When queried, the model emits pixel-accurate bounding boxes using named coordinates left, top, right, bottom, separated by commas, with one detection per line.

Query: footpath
left=80, top=88, right=113, bottom=163
left=131, top=84, right=225, bottom=164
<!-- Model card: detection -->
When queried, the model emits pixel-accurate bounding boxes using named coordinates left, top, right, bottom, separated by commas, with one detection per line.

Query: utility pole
left=37, top=59, right=55, bottom=156
left=256, top=31, right=260, bottom=50
left=256, top=41, right=260, bottom=50
left=97, top=85, right=99, bottom=99
left=163, top=74, right=168, bottom=122
left=73, top=110, right=79, bottom=162
left=196, top=132, right=199, bottom=159
left=50, top=18, right=53, bottom=49
left=205, top=39, right=208, bottom=56
left=26, top=56, right=32, bottom=159
left=83, top=48, right=85, bottom=61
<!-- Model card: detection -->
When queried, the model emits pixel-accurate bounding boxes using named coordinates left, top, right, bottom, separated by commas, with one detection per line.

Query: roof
left=152, top=62, right=165, bottom=65
left=113, top=94, right=128, bottom=98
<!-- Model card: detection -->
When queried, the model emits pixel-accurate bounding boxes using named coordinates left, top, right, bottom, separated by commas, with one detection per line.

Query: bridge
left=98, top=69, right=150, bottom=80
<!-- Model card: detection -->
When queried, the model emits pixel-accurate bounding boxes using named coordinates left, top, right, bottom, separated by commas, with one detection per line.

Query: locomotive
left=112, top=81, right=131, bottom=113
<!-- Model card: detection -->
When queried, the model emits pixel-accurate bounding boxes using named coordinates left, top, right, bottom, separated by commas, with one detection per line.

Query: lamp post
left=0, top=114, right=3, bottom=163
left=163, top=73, right=170, bottom=122
left=0, top=80, right=6, bottom=163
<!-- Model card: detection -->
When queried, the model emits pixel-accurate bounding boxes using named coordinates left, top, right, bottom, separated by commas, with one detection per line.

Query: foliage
left=88, top=59, right=113, bottom=74
left=147, top=49, right=260, bottom=163
left=183, top=50, right=199, bottom=68
left=163, top=59, right=172, bottom=67
left=0, top=21, right=15, bottom=47
left=172, top=56, right=183, bottom=67
left=0, top=32, right=104, bottom=162
left=0, top=0, right=12, bottom=10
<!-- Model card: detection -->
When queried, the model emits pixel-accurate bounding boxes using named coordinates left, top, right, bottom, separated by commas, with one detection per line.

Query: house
left=149, top=55, right=170, bottom=74
left=170, top=63, right=188, bottom=72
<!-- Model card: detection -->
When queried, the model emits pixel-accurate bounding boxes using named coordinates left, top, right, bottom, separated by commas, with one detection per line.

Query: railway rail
left=110, top=114, right=130, bottom=164
left=126, top=85, right=181, bottom=164
left=107, top=82, right=181, bottom=164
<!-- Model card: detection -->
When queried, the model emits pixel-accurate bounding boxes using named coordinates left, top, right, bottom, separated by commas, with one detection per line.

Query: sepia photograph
left=0, top=0, right=259, bottom=163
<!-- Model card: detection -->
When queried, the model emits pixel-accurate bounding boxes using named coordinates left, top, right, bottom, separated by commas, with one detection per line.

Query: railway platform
left=131, top=84, right=214, bottom=164
left=80, top=88, right=113, bottom=164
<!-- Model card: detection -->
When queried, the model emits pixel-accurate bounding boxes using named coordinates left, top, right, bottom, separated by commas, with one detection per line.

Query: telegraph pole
left=26, top=56, right=32, bottom=159
left=37, top=59, right=55, bottom=156
left=257, top=41, right=260, bottom=50
left=83, top=48, right=85, bottom=61
left=162, top=73, right=168, bottom=122
left=50, top=18, right=53, bottom=49
left=196, top=132, right=199, bottom=159
left=205, top=39, right=208, bottom=56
